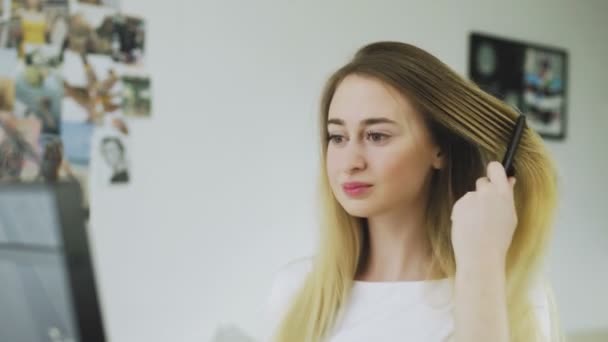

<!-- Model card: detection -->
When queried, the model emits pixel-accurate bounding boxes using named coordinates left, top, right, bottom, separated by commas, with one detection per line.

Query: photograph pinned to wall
left=91, top=118, right=130, bottom=186
left=61, top=50, right=121, bottom=199
left=66, top=11, right=146, bottom=65
left=521, top=48, right=566, bottom=138
left=468, top=32, right=568, bottom=140
left=0, top=111, right=42, bottom=182
left=14, top=44, right=64, bottom=135
left=10, top=0, right=70, bottom=57
left=41, top=0, right=70, bottom=51
left=121, top=74, right=150, bottom=117
left=66, top=7, right=145, bottom=66
left=38, top=133, right=75, bottom=182
left=62, top=50, right=121, bottom=124
left=66, top=2, right=118, bottom=55
left=0, top=76, right=41, bottom=182
left=99, top=133, right=129, bottom=184
left=1, top=76, right=77, bottom=183
left=7, top=0, right=68, bottom=138
left=111, top=14, right=144, bottom=65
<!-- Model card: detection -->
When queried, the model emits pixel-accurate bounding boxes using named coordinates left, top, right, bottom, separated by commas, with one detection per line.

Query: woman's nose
left=343, top=141, right=367, bottom=174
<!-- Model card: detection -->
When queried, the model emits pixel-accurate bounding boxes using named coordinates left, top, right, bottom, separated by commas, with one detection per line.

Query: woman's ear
left=432, top=148, right=445, bottom=170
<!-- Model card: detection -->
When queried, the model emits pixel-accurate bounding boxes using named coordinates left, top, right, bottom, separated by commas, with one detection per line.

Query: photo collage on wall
left=0, top=0, right=151, bottom=202
left=468, top=32, right=568, bottom=140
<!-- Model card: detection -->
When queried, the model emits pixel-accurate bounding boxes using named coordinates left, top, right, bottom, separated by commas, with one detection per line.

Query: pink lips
left=342, top=182, right=373, bottom=197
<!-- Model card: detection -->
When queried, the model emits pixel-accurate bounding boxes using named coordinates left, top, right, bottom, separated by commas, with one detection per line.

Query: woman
left=17, top=0, right=48, bottom=51
left=265, top=42, right=560, bottom=341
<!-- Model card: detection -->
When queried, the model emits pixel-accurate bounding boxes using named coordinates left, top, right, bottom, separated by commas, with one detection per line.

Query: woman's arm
left=454, top=260, right=510, bottom=342
left=450, top=162, right=518, bottom=342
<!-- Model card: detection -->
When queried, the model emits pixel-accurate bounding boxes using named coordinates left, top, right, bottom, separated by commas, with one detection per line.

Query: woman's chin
left=340, top=200, right=380, bottom=218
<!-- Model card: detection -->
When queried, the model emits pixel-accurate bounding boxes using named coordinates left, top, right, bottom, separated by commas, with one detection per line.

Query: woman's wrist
left=455, top=256, right=506, bottom=281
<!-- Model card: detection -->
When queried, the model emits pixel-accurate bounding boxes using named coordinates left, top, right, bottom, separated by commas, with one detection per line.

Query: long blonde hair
left=273, top=41, right=561, bottom=342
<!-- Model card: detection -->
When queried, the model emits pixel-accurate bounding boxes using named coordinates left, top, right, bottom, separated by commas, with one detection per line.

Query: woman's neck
left=355, top=205, right=441, bottom=282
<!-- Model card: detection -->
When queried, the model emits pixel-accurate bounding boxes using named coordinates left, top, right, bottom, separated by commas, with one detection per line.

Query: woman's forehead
left=328, top=75, right=420, bottom=128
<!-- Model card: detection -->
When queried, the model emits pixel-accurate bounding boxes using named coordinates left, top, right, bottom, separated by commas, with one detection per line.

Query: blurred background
left=1, top=0, right=607, bottom=341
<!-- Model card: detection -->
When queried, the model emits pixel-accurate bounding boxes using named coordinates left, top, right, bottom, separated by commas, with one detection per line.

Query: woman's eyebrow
left=327, top=117, right=398, bottom=126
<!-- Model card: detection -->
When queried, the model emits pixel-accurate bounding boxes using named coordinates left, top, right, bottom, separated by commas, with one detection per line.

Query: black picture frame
left=468, top=32, right=568, bottom=140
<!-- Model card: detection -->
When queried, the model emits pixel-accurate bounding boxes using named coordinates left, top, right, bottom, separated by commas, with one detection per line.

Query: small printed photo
left=65, top=3, right=118, bottom=55
left=62, top=51, right=121, bottom=123
left=522, top=48, right=565, bottom=137
left=1, top=77, right=82, bottom=184
left=38, top=133, right=66, bottom=182
left=100, top=135, right=128, bottom=184
left=121, top=75, right=150, bottom=117
left=10, top=0, right=70, bottom=56
left=2, top=75, right=75, bottom=184
left=0, top=108, right=42, bottom=182
left=66, top=9, right=145, bottom=66
left=111, top=14, right=144, bottom=65
left=97, top=131, right=129, bottom=184
left=14, top=52, right=63, bottom=134
left=61, top=51, right=121, bottom=169
left=89, top=113, right=130, bottom=187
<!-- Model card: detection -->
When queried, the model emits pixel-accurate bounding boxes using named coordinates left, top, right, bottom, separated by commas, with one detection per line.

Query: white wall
left=89, top=0, right=608, bottom=341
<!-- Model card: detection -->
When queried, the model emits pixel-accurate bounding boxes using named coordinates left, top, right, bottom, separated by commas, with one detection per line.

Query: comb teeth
left=502, top=115, right=526, bottom=177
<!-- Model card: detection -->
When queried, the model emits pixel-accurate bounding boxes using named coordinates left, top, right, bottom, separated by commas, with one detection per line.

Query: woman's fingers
left=476, top=177, right=491, bottom=190
left=486, top=161, right=511, bottom=194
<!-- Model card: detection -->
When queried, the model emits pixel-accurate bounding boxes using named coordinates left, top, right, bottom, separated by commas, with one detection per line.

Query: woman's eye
left=367, top=132, right=389, bottom=143
left=328, top=134, right=345, bottom=144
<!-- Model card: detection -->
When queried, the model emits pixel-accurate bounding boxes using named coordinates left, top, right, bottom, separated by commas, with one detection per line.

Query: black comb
left=501, top=115, right=526, bottom=177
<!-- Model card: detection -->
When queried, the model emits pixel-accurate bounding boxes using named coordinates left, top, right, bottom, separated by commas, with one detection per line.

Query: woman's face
left=101, top=140, right=123, bottom=167
left=326, top=74, right=443, bottom=218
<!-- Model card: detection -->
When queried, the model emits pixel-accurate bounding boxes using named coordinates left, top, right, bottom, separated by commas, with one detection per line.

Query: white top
left=263, top=257, right=551, bottom=342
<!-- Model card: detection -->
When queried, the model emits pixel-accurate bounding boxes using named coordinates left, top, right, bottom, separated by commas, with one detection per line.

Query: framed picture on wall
left=468, top=32, right=568, bottom=140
